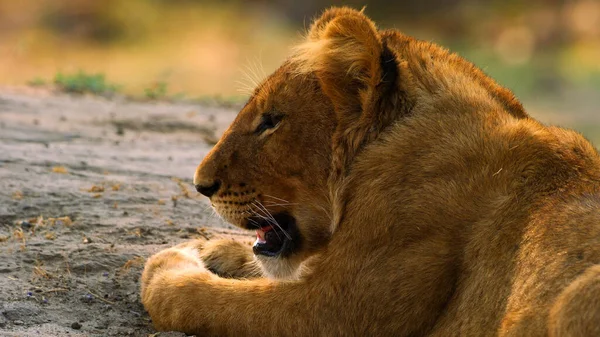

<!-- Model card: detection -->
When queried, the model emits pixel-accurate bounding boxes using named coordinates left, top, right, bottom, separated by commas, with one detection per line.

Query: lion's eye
left=256, top=113, right=283, bottom=134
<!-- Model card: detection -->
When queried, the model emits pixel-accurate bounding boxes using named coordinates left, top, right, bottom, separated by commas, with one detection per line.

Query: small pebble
left=71, top=322, right=82, bottom=330
left=95, top=320, right=109, bottom=329
left=81, top=293, right=94, bottom=303
left=13, top=320, right=24, bottom=325
left=20, top=221, right=32, bottom=230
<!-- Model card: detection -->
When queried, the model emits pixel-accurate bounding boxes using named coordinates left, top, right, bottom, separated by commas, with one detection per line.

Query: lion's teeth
left=256, top=231, right=267, bottom=244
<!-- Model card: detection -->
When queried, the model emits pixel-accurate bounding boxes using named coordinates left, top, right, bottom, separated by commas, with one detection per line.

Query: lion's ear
left=294, top=7, right=384, bottom=117
left=293, top=7, right=402, bottom=176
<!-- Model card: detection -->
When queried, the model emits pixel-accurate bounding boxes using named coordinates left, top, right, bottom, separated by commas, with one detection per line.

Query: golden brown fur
left=141, top=7, right=600, bottom=336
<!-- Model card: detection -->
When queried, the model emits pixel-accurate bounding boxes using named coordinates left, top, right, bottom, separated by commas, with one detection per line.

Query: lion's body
left=141, top=7, right=600, bottom=336
left=330, top=89, right=600, bottom=335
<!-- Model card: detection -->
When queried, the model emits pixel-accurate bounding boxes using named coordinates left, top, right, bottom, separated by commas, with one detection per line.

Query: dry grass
left=19, top=216, right=73, bottom=230
left=47, top=216, right=73, bottom=227
left=196, top=227, right=211, bottom=240
left=85, top=288, right=116, bottom=305
left=128, top=228, right=143, bottom=238
left=119, top=256, right=145, bottom=276
left=13, top=227, right=26, bottom=251
left=0, top=3, right=293, bottom=96
left=51, top=166, right=68, bottom=174
left=13, top=227, right=25, bottom=240
left=172, top=177, right=192, bottom=199
left=87, top=184, right=105, bottom=193
left=33, top=260, right=53, bottom=280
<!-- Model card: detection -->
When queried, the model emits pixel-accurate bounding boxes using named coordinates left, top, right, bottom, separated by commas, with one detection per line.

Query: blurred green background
left=1, top=0, right=599, bottom=141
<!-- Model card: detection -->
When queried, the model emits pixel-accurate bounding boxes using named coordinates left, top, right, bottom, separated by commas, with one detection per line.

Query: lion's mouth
left=249, top=213, right=300, bottom=257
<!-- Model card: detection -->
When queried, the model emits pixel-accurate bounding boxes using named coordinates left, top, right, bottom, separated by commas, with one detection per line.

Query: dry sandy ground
left=0, top=87, right=250, bottom=337
left=0, top=86, right=598, bottom=337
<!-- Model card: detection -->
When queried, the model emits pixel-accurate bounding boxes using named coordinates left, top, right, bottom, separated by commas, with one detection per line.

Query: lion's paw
left=141, top=240, right=206, bottom=293
left=199, top=239, right=261, bottom=279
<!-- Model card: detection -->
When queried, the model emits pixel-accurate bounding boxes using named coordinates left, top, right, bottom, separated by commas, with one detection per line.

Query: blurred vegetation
left=144, top=82, right=169, bottom=100
left=27, top=77, right=46, bottom=87
left=0, top=0, right=598, bottom=140
left=53, top=71, right=120, bottom=95
left=1, top=0, right=598, bottom=97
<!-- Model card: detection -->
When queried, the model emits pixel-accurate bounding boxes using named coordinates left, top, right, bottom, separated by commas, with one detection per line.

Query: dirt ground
left=1, top=85, right=598, bottom=337
left=0, top=87, right=251, bottom=337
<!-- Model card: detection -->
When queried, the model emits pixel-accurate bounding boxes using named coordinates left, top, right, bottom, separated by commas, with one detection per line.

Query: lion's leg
left=548, top=264, right=600, bottom=337
left=141, top=236, right=455, bottom=336
left=199, top=239, right=262, bottom=279
left=498, top=264, right=600, bottom=336
left=142, top=239, right=261, bottom=281
left=141, top=250, right=300, bottom=336
left=140, top=239, right=207, bottom=298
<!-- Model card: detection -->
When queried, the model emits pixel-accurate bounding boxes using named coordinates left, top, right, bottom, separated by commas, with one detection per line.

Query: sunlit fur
left=141, top=7, right=600, bottom=336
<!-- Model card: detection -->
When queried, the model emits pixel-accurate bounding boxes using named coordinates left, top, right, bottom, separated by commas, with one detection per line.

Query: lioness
left=141, top=7, right=600, bottom=336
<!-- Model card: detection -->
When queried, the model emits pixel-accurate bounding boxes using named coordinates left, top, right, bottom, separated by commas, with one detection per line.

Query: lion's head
left=193, top=7, right=524, bottom=278
left=193, top=61, right=336, bottom=278
left=193, top=7, right=409, bottom=278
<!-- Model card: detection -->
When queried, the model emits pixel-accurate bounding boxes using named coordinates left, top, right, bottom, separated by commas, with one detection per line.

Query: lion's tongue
left=256, top=226, right=273, bottom=244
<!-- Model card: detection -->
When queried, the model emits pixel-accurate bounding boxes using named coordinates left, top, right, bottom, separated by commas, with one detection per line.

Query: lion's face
left=194, top=63, right=335, bottom=276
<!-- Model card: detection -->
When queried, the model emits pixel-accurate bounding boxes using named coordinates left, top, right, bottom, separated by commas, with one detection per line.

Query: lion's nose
left=195, top=180, right=221, bottom=198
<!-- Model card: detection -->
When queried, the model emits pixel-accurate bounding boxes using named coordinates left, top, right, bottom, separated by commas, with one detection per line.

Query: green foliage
left=27, top=77, right=47, bottom=87
left=194, top=94, right=248, bottom=108
left=54, top=71, right=120, bottom=95
left=144, top=81, right=168, bottom=100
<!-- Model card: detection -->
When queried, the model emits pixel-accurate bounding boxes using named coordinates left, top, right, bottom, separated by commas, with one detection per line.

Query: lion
left=141, top=7, right=600, bottom=336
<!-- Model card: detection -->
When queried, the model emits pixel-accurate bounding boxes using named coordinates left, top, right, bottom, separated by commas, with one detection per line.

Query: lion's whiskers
left=252, top=200, right=292, bottom=240
left=265, top=193, right=332, bottom=222
left=263, top=202, right=298, bottom=207
left=246, top=217, right=260, bottom=227
left=263, top=194, right=291, bottom=203
left=235, top=81, right=256, bottom=96
left=249, top=203, right=283, bottom=241
left=236, top=57, right=266, bottom=95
